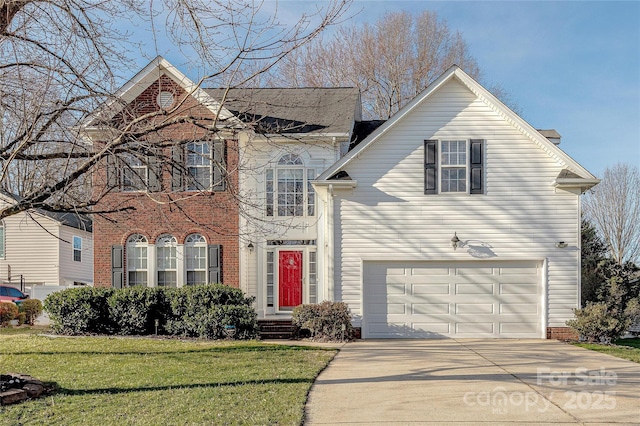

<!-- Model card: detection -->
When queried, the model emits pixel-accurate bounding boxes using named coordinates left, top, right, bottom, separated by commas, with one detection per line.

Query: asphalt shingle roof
left=204, top=88, right=360, bottom=135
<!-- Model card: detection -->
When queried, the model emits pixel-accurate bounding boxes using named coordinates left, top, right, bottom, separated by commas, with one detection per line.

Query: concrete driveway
left=305, top=339, right=640, bottom=425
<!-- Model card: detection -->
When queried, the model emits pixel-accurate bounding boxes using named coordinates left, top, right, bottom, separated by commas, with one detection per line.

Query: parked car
left=0, top=285, right=29, bottom=305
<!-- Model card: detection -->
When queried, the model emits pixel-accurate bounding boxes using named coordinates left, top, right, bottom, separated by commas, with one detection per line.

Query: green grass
left=0, top=334, right=337, bottom=425
left=574, top=338, right=640, bottom=364
left=0, top=325, right=52, bottom=335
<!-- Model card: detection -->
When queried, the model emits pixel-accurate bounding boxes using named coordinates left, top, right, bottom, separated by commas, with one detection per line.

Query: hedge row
left=44, top=285, right=259, bottom=339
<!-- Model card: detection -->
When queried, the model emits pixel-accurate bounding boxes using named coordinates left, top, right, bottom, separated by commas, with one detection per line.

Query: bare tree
left=0, top=0, right=351, bottom=220
left=274, top=10, right=481, bottom=119
left=583, top=163, right=640, bottom=265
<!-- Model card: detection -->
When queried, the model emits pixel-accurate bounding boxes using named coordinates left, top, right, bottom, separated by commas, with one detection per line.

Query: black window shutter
left=147, top=147, right=162, bottom=192
left=424, top=140, right=438, bottom=194
left=208, top=244, right=221, bottom=284
left=212, top=140, right=226, bottom=191
left=470, top=139, right=484, bottom=194
left=111, top=245, right=124, bottom=289
left=171, top=145, right=184, bottom=191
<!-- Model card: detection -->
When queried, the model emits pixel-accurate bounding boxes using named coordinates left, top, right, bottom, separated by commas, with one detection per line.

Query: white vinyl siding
left=0, top=208, right=92, bottom=286
left=331, top=77, right=581, bottom=330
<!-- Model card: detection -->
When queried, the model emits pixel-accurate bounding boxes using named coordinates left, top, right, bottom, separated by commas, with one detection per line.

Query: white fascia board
left=553, top=178, right=601, bottom=193
left=317, top=66, right=459, bottom=180
left=311, top=180, right=357, bottom=189
left=318, top=65, right=598, bottom=183
left=83, top=56, right=242, bottom=130
left=452, top=69, right=598, bottom=181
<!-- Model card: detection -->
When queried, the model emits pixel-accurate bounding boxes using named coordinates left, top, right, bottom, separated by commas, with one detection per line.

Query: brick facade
left=546, top=327, right=579, bottom=341
left=92, top=75, right=240, bottom=288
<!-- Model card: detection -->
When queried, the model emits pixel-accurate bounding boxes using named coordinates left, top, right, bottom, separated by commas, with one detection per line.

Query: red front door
left=279, top=251, right=302, bottom=308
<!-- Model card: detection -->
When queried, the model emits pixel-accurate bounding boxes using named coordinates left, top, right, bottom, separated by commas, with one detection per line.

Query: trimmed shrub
left=44, top=287, right=114, bottom=334
left=17, top=312, right=26, bottom=325
left=292, top=301, right=354, bottom=341
left=44, top=284, right=258, bottom=340
left=163, top=285, right=258, bottom=339
left=20, top=299, right=43, bottom=325
left=0, top=302, right=19, bottom=326
left=566, top=301, right=629, bottom=343
left=108, top=287, right=165, bottom=335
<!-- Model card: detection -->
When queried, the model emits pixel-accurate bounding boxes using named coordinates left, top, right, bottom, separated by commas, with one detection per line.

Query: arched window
left=126, top=234, right=148, bottom=286
left=156, top=234, right=177, bottom=287
left=185, top=233, right=207, bottom=285
left=266, top=154, right=315, bottom=217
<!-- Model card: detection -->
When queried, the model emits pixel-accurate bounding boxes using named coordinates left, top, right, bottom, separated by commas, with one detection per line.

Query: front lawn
left=573, top=338, right=640, bottom=364
left=0, top=334, right=336, bottom=425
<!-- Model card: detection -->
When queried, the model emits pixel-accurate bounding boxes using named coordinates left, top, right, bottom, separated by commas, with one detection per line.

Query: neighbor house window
left=156, top=235, right=177, bottom=287
left=424, top=139, right=484, bottom=194
left=185, top=233, right=207, bottom=285
left=127, top=234, right=148, bottom=287
left=266, top=154, right=316, bottom=217
left=73, top=236, right=82, bottom=262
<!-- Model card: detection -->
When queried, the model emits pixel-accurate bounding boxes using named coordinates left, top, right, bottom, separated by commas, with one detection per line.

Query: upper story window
left=266, top=154, right=316, bottom=217
left=122, top=154, right=147, bottom=191
left=425, top=139, right=484, bottom=195
left=172, top=140, right=226, bottom=192
left=73, top=236, right=82, bottom=262
left=126, top=234, right=148, bottom=287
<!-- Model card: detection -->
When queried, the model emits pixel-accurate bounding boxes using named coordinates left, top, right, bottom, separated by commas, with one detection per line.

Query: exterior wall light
left=451, top=232, right=460, bottom=250
left=247, top=242, right=254, bottom=252
left=556, top=241, right=568, bottom=248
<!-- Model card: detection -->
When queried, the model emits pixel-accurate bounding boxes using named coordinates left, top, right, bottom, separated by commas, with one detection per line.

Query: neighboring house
left=84, top=57, right=240, bottom=289
left=0, top=192, right=93, bottom=287
left=312, top=66, right=599, bottom=339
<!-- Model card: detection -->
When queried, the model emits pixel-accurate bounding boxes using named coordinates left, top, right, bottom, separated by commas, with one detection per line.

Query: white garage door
left=363, top=261, right=542, bottom=338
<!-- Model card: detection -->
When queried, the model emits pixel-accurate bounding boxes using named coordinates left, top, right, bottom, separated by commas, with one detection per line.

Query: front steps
left=258, top=319, right=295, bottom=339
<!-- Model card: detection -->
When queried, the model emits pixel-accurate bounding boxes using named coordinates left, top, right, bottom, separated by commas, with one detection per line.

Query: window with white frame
left=424, top=139, right=484, bottom=195
left=441, top=140, right=467, bottom=193
left=122, top=154, right=147, bottom=191
left=266, top=154, right=316, bottom=217
left=73, top=236, right=82, bottom=262
left=185, top=233, right=207, bottom=285
left=186, top=142, right=212, bottom=190
left=156, top=235, right=177, bottom=287
left=127, top=234, right=148, bottom=287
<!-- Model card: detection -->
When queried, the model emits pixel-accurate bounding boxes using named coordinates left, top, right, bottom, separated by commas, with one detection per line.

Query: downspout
left=327, top=184, right=335, bottom=301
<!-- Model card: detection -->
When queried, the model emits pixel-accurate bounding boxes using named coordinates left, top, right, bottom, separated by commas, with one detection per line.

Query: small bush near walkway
left=0, top=301, right=19, bottom=326
left=44, top=284, right=259, bottom=339
left=292, top=300, right=354, bottom=341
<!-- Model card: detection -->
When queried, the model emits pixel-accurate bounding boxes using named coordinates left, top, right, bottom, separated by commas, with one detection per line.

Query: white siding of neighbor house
left=1, top=213, right=62, bottom=285
left=58, top=226, right=94, bottom=285
left=331, top=77, right=581, bottom=328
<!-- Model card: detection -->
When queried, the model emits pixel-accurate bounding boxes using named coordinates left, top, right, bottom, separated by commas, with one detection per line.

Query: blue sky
left=135, top=1, right=640, bottom=177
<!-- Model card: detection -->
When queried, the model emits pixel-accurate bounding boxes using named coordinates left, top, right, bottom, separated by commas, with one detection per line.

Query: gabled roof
left=317, top=66, right=599, bottom=189
left=0, top=191, right=92, bottom=232
left=204, top=88, right=360, bottom=137
left=83, top=56, right=239, bottom=130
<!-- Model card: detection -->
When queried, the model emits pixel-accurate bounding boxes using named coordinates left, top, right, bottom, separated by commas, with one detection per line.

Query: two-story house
left=89, top=58, right=598, bottom=339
